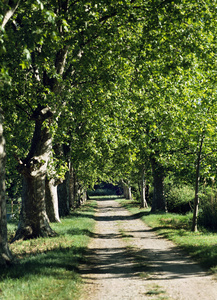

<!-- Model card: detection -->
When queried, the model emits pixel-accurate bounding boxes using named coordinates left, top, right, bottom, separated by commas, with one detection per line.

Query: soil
left=79, top=197, right=217, bottom=300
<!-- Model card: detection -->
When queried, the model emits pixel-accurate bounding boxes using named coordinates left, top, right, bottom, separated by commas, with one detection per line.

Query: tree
left=2, top=0, right=217, bottom=243
left=0, top=0, right=21, bottom=266
left=0, top=109, right=13, bottom=265
left=121, top=0, right=217, bottom=213
left=5, top=0, right=144, bottom=240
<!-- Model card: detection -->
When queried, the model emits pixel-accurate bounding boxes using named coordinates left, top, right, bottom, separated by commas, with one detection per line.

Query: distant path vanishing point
left=79, top=197, right=217, bottom=300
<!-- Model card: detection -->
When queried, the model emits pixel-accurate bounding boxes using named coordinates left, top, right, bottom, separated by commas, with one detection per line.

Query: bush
left=88, top=188, right=118, bottom=196
left=198, top=187, right=217, bottom=231
left=166, top=185, right=194, bottom=214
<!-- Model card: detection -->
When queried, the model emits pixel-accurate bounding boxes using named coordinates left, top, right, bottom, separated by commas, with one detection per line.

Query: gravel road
left=79, top=197, right=217, bottom=300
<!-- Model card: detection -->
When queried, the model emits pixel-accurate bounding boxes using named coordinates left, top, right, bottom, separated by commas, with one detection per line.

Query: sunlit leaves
left=1, top=0, right=217, bottom=196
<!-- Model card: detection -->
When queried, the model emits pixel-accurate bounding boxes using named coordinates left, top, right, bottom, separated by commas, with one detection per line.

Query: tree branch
left=16, top=104, right=31, bottom=119
left=1, top=0, right=20, bottom=29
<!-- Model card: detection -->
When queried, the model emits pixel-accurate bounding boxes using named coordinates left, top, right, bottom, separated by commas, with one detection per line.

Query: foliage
left=1, top=0, right=217, bottom=241
left=165, top=185, right=194, bottom=214
left=198, top=186, right=217, bottom=231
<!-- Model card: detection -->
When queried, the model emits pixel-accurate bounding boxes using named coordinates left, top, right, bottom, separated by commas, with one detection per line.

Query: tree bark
left=68, top=163, right=76, bottom=210
left=75, top=186, right=87, bottom=208
left=2, top=0, right=21, bottom=29
left=45, top=177, right=61, bottom=223
left=57, top=180, right=70, bottom=217
left=0, top=110, right=13, bottom=265
left=123, top=183, right=132, bottom=200
left=57, top=178, right=70, bottom=217
left=65, top=165, right=87, bottom=209
left=192, top=135, right=204, bottom=232
left=13, top=106, right=56, bottom=241
left=140, top=167, right=148, bottom=208
left=151, top=157, right=167, bottom=212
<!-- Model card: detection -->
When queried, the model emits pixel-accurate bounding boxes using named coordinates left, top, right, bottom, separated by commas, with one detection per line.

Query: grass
left=146, top=285, right=166, bottom=295
left=117, top=198, right=217, bottom=274
left=1, top=200, right=97, bottom=300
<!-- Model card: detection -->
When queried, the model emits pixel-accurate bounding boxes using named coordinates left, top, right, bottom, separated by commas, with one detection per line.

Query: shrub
left=88, top=188, right=118, bottom=196
left=166, top=185, right=194, bottom=214
left=198, top=187, right=217, bottom=231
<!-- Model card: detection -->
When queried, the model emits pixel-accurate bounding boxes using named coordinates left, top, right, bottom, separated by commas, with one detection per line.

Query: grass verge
left=117, top=198, right=217, bottom=275
left=1, top=200, right=97, bottom=300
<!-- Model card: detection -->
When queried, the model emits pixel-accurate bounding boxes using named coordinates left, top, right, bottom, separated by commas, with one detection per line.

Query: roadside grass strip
left=0, top=200, right=97, bottom=300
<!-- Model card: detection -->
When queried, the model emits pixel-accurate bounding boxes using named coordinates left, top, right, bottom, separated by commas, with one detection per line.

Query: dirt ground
left=79, top=197, right=217, bottom=300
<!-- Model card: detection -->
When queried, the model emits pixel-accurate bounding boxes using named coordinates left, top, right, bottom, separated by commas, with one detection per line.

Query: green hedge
left=198, top=187, right=217, bottom=231
left=166, top=185, right=194, bottom=214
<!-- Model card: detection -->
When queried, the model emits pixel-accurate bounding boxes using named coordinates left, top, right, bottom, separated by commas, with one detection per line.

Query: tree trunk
left=75, top=186, right=87, bottom=208
left=68, top=163, right=75, bottom=210
left=13, top=106, right=56, bottom=241
left=58, top=178, right=70, bottom=217
left=192, top=135, right=204, bottom=232
left=123, top=184, right=132, bottom=200
left=151, top=157, right=166, bottom=212
left=66, top=165, right=87, bottom=209
left=45, top=178, right=61, bottom=223
left=0, top=110, right=13, bottom=265
left=140, top=167, right=148, bottom=208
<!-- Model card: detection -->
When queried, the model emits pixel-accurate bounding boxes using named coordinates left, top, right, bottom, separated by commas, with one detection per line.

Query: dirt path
left=79, top=198, right=217, bottom=300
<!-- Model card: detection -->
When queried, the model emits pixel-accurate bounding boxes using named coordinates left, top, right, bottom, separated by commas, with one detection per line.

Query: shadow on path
left=80, top=244, right=207, bottom=281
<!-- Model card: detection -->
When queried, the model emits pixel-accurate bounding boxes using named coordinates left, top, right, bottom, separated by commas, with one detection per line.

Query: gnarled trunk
left=0, top=111, right=13, bottom=265
left=151, top=157, right=166, bottom=212
left=13, top=106, right=56, bottom=241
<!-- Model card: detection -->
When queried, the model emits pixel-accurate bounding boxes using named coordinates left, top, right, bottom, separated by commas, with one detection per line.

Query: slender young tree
left=0, top=110, right=13, bottom=265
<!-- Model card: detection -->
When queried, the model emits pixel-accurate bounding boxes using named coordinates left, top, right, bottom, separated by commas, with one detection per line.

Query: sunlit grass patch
left=1, top=200, right=97, bottom=300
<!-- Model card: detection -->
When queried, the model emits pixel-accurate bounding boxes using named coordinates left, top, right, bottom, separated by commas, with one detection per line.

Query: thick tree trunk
left=57, top=165, right=86, bottom=214
left=0, top=111, right=13, bottom=265
left=75, top=186, right=87, bottom=208
left=151, top=157, right=166, bottom=212
left=123, top=183, right=132, bottom=200
left=67, top=164, right=87, bottom=209
left=140, top=167, right=148, bottom=208
left=81, top=188, right=87, bottom=204
left=13, top=106, right=56, bottom=241
left=45, top=178, right=61, bottom=223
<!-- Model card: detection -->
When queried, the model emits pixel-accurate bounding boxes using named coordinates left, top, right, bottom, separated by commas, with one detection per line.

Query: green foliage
left=1, top=0, right=217, bottom=241
left=198, top=187, right=217, bottom=231
left=165, top=185, right=194, bottom=214
left=88, top=188, right=116, bottom=196
left=88, top=182, right=122, bottom=196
